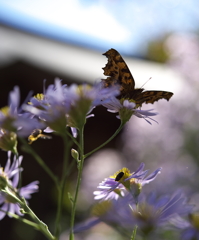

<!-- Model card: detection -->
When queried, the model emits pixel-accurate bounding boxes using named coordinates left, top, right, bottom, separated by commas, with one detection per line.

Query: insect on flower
left=28, top=129, right=52, bottom=144
left=115, top=172, right=124, bottom=181
left=102, top=48, right=173, bottom=106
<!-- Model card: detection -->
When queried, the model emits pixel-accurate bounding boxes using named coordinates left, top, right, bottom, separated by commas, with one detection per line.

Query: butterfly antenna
left=140, top=77, right=152, bottom=88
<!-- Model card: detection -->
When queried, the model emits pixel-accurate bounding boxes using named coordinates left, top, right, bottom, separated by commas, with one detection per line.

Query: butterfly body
left=102, top=48, right=173, bottom=106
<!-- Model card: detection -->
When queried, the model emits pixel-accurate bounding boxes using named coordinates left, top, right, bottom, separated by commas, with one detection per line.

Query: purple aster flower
left=0, top=152, right=39, bottom=220
left=130, top=191, right=192, bottom=234
left=0, top=86, right=43, bottom=137
left=93, top=163, right=161, bottom=201
left=76, top=191, right=192, bottom=237
left=24, top=79, right=119, bottom=135
left=172, top=213, right=199, bottom=240
left=102, top=97, right=158, bottom=124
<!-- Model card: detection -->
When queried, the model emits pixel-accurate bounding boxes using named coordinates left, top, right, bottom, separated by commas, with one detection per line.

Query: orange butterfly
left=102, top=48, right=173, bottom=107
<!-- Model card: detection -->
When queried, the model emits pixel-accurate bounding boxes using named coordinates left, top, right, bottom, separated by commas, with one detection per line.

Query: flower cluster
left=0, top=86, right=43, bottom=137
left=0, top=152, right=39, bottom=220
left=0, top=64, right=188, bottom=240
left=0, top=79, right=159, bottom=149
left=87, top=191, right=192, bottom=236
left=23, top=79, right=120, bottom=137
left=76, top=164, right=193, bottom=238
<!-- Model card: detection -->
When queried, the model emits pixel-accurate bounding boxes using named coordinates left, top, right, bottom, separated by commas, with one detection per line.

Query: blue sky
left=0, top=0, right=198, bottom=56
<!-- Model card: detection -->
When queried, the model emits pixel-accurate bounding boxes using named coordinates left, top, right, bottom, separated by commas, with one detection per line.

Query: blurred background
left=0, top=0, right=199, bottom=239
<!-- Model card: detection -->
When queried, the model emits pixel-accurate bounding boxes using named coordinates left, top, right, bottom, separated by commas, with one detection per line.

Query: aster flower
left=0, top=152, right=39, bottom=220
left=93, top=163, right=161, bottom=201
left=0, top=86, right=43, bottom=138
left=102, top=97, right=158, bottom=124
left=24, top=78, right=119, bottom=135
left=172, top=213, right=199, bottom=240
left=130, top=191, right=192, bottom=235
left=76, top=191, right=192, bottom=237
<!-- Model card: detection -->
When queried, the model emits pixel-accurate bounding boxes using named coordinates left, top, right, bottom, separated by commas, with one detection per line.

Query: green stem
left=21, top=198, right=55, bottom=240
left=69, top=126, right=85, bottom=240
left=19, top=137, right=59, bottom=187
left=54, top=132, right=71, bottom=239
left=0, top=210, right=39, bottom=229
left=130, top=203, right=138, bottom=240
left=54, top=186, right=62, bottom=238
left=4, top=187, right=55, bottom=240
left=84, top=122, right=125, bottom=158
left=66, top=130, right=81, bottom=149
left=16, top=152, right=23, bottom=190
left=131, top=225, right=138, bottom=240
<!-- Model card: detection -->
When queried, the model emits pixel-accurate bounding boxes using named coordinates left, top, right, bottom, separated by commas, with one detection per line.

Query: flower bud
left=0, top=131, right=18, bottom=154
left=129, top=180, right=142, bottom=199
left=71, top=148, right=79, bottom=161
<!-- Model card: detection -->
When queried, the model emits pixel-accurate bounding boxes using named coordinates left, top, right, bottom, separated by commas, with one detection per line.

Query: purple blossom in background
left=172, top=213, right=199, bottom=240
left=0, top=152, right=39, bottom=220
left=76, top=191, right=192, bottom=236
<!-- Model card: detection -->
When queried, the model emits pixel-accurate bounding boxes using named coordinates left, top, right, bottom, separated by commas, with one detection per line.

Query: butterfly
left=102, top=48, right=173, bottom=107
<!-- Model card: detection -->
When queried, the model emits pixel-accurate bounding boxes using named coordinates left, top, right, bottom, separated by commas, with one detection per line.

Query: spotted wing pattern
left=102, top=48, right=173, bottom=106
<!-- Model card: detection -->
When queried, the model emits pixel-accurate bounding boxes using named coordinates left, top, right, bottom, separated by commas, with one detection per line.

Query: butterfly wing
left=102, top=48, right=174, bottom=104
left=134, top=90, right=173, bottom=106
left=102, top=48, right=135, bottom=94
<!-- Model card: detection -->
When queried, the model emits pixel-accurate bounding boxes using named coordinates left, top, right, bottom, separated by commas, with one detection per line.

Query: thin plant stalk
left=85, top=122, right=125, bottom=158
left=4, top=187, right=55, bottom=240
left=131, top=225, right=138, bottom=240
left=54, top=132, right=72, bottom=239
left=19, top=137, right=59, bottom=187
left=69, top=126, right=85, bottom=240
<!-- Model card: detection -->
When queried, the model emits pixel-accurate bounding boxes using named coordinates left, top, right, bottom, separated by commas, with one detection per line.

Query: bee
left=28, top=129, right=51, bottom=144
